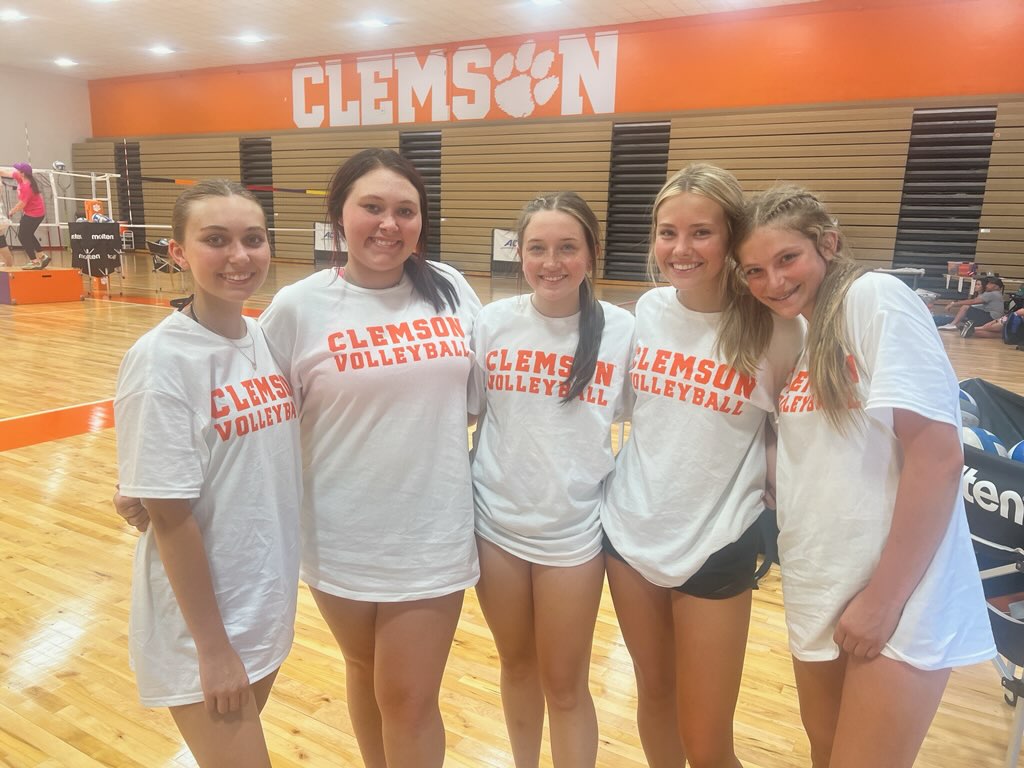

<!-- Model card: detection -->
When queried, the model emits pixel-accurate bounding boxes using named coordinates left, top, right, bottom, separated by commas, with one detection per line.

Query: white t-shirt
left=470, top=297, right=635, bottom=566
left=260, top=263, right=482, bottom=601
left=776, top=272, right=995, bottom=669
left=115, top=312, right=302, bottom=707
left=601, top=287, right=803, bottom=587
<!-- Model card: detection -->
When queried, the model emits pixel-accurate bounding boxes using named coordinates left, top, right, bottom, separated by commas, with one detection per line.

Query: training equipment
left=963, top=426, right=1008, bottom=457
left=0, top=268, right=85, bottom=305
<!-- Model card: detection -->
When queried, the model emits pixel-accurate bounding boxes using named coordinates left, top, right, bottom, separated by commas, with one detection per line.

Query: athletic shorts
left=603, top=522, right=760, bottom=599
left=966, top=306, right=999, bottom=325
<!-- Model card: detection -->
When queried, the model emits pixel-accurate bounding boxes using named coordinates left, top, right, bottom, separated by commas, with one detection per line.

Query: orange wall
left=89, top=0, right=1024, bottom=138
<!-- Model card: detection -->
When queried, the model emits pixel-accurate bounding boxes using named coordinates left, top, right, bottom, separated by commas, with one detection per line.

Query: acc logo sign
left=292, top=32, right=618, bottom=128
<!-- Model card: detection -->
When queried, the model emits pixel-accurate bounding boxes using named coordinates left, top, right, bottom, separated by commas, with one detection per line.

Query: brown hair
left=325, top=148, right=458, bottom=313
left=516, top=191, right=606, bottom=404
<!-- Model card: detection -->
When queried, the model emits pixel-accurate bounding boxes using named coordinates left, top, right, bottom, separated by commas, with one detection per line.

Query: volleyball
left=960, top=389, right=978, bottom=409
left=1009, top=440, right=1024, bottom=462
left=963, top=426, right=1008, bottom=457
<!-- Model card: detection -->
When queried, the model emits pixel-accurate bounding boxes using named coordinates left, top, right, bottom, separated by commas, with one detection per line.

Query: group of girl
left=114, top=147, right=994, bottom=768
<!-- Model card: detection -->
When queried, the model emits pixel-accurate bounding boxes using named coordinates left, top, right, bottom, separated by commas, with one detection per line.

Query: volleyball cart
left=961, top=378, right=1024, bottom=767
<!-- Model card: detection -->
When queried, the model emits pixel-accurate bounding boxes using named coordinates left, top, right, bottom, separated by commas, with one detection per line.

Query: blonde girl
left=600, top=165, right=802, bottom=768
left=728, top=184, right=995, bottom=767
left=471, top=192, right=634, bottom=767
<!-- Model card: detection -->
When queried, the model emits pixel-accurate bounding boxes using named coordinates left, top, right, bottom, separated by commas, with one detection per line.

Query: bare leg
left=375, top=591, right=464, bottom=768
left=605, top=554, right=685, bottom=767
left=672, top=590, right=751, bottom=768
left=791, top=656, right=847, bottom=768
left=168, top=669, right=279, bottom=768
left=534, top=553, right=604, bottom=767
left=476, top=537, right=544, bottom=767
left=310, top=589, right=387, bottom=768
left=829, top=654, right=949, bottom=768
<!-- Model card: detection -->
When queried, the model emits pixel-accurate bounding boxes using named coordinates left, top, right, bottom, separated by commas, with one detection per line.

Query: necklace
left=190, top=304, right=258, bottom=370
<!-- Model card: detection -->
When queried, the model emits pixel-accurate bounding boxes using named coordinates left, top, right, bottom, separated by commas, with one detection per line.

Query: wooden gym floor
left=0, top=251, right=1020, bottom=767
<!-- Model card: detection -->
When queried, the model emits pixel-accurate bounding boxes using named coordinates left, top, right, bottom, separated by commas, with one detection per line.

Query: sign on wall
left=492, top=227, right=518, bottom=276
left=292, top=32, right=618, bottom=128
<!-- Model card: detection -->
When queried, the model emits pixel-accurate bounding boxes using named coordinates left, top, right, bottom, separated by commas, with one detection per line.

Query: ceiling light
left=0, top=9, right=26, bottom=21
left=55, top=58, right=77, bottom=67
left=149, top=45, right=174, bottom=55
left=237, top=33, right=265, bottom=44
left=531, top=0, right=561, bottom=5
left=360, top=18, right=388, bottom=28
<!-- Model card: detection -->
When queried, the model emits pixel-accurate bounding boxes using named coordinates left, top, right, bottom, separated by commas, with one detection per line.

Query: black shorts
left=0, top=233, right=6, bottom=248
left=966, top=306, right=998, bottom=326
left=603, top=522, right=760, bottom=600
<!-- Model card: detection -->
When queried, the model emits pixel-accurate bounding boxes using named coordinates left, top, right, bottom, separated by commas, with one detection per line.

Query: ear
left=819, top=231, right=839, bottom=260
left=168, top=240, right=190, bottom=271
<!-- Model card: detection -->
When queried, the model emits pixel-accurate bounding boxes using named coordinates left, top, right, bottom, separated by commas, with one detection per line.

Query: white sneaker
left=937, top=323, right=958, bottom=330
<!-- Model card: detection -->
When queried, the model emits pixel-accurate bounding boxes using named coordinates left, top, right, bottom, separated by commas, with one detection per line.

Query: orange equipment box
left=0, top=268, right=85, bottom=305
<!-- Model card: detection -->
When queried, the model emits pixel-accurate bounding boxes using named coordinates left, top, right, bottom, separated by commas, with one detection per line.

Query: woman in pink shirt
left=0, top=162, right=48, bottom=268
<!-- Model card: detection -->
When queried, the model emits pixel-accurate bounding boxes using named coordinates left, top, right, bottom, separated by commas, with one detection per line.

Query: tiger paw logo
left=493, top=41, right=559, bottom=118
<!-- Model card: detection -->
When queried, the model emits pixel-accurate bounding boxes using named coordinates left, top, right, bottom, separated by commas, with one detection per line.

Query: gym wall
left=73, top=0, right=1024, bottom=280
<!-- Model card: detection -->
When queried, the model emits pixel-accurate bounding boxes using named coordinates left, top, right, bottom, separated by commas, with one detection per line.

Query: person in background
left=938, top=275, right=1004, bottom=336
left=0, top=163, right=49, bottom=268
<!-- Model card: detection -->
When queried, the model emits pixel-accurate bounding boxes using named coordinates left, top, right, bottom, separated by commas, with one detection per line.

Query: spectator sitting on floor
left=962, top=307, right=1023, bottom=339
left=938, top=276, right=1004, bottom=334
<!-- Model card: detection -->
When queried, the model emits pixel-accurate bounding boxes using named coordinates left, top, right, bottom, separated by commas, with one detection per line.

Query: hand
left=763, top=481, right=777, bottom=510
left=198, top=644, right=251, bottom=715
left=113, top=488, right=150, bottom=532
left=832, top=585, right=904, bottom=659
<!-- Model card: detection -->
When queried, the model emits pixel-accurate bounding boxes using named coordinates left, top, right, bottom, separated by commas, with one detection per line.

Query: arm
left=9, top=201, right=24, bottom=216
left=0, top=167, right=14, bottom=178
left=832, top=409, right=962, bottom=658
left=144, top=497, right=251, bottom=714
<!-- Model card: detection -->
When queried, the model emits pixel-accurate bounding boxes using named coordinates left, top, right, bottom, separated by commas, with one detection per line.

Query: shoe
left=960, top=321, right=975, bottom=338
left=937, top=323, right=958, bottom=331
left=38, top=255, right=51, bottom=269
left=22, top=260, right=42, bottom=270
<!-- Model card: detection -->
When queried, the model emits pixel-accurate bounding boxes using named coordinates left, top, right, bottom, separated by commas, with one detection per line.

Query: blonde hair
left=730, top=185, right=865, bottom=430
left=649, top=165, right=767, bottom=369
left=647, top=163, right=745, bottom=286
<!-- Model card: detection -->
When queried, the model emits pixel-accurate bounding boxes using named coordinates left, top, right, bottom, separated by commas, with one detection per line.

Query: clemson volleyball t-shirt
left=260, top=263, right=482, bottom=601
left=116, top=312, right=302, bottom=706
left=776, top=272, right=995, bottom=669
left=600, top=287, right=802, bottom=588
left=470, top=296, right=635, bottom=566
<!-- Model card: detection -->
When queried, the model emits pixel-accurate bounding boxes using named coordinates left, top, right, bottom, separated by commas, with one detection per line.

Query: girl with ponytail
left=730, top=184, right=994, bottom=767
left=470, top=191, right=634, bottom=767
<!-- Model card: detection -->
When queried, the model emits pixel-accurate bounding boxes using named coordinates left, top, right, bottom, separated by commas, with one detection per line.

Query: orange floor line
left=0, top=400, right=115, bottom=452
